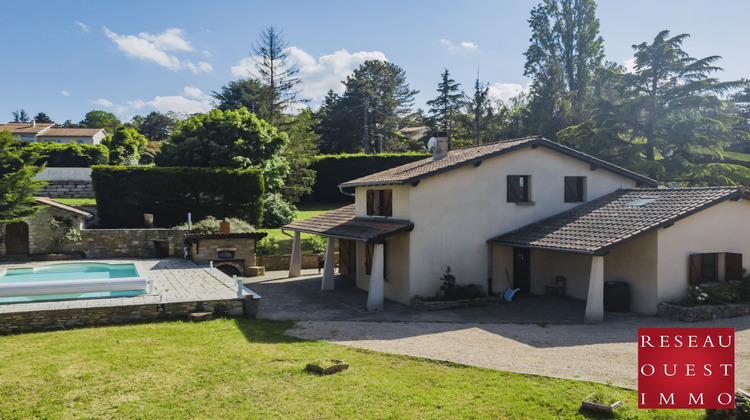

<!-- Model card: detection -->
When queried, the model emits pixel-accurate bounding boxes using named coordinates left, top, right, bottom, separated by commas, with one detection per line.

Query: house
left=282, top=135, right=750, bottom=322
left=0, top=121, right=107, bottom=145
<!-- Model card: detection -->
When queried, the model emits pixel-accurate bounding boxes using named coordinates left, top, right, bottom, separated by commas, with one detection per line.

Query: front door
left=338, top=239, right=357, bottom=276
left=513, top=247, right=531, bottom=294
left=6, top=222, right=30, bottom=255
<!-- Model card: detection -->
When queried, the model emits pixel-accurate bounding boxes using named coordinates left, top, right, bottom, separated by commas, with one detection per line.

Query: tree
left=135, top=111, right=177, bottom=141
left=33, top=112, right=52, bottom=123
left=101, top=126, right=148, bottom=165
left=316, top=90, right=360, bottom=154
left=523, top=0, right=604, bottom=134
left=11, top=109, right=29, bottom=123
left=426, top=69, right=463, bottom=143
left=79, top=110, right=121, bottom=134
left=250, top=26, right=302, bottom=124
left=58, top=120, right=77, bottom=128
left=156, top=108, right=289, bottom=191
left=0, top=131, right=45, bottom=222
left=462, top=76, right=493, bottom=145
left=278, top=109, right=319, bottom=203
left=212, top=78, right=264, bottom=114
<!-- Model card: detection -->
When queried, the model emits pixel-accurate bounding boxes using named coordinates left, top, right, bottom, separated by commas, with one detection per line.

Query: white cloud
left=487, top=82, right=529, bottom=103
left=147, top=94, right=212, bottom=115
left=623, top=58, right=636, bottom=74
left=439, top=39, right=479, bottom=52
left=93, top=98, right=114, bottom=107
left=127, top=100, right=146, bottom=109
left=231, top=47, right=387, bottom=102
left=74, top=21, right=90, bottom=34
left=102, top=26, right=212, bottom=73
left=59, top=90, right=70, bottom=96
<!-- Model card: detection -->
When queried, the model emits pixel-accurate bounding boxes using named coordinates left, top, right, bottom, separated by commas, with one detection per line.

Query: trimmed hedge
left=306, top=153, right=430, bottom=202
left=92, top=166, right=264, bottom=228
left=23, top=142, right=109, bottom=167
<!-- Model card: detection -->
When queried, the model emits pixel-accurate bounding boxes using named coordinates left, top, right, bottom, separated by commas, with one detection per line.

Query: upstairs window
left=564, top=176, right=585, bottom=203
left=366, top=189, right=392, bottom=217
left=507, top=175, right=530, bottom=203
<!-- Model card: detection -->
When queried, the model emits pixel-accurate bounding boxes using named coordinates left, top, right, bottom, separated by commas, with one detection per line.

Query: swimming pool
left=0, top=262, right=152, bottom=303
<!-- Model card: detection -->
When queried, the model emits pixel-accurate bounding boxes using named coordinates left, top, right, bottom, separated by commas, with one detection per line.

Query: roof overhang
left=282, top=204, right=414, bottom=243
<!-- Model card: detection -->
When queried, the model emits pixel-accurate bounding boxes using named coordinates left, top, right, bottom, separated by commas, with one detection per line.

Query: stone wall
left=0, top=297, right=257, bottom=335
left=657, top=301, right=750, bottom=322
left=0, top=205, right=89, bottom=256
left=63, top=229, right=189, bottom=258
left=257, top=253, right=339, bottom=271
left=35, top=181, right=95, bottom=198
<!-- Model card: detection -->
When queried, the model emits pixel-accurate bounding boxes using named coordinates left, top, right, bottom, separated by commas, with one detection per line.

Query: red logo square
left=638, top=328, right=734, bottom=409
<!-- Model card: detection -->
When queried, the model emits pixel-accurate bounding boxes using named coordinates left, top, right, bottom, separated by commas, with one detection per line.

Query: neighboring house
left=0, top=198, right=93, bottom=256
left=283, top=135, right=750, bottom=323
left=0, top=121, right=107, bottom=145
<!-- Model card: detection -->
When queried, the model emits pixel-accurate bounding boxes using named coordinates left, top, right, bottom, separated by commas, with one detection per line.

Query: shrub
left=255, top=238, right=279, bottom=256
left=303, top=236, right=327, bottom=253
left=21, top=142, right=109, bottom=167
left=92, top=166, right=264, bottom=228
left=261, top=193, right=297, bottom=228
left=438, top=266, right=486, bottom=301
left=172, top=216, right=255, bottom=234
left=305, top=153, right=429, bottom=202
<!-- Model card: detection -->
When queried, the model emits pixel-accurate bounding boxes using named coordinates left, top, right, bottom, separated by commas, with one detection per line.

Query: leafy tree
left=426, top=69, right=463, bottom=141
left=11, top=109, right=29, bottom=123
left=0, top=131, right=45, bottom=222
left=156, top=108, right=289, bottom=191
left=316, top=90, right=360, bottom=154
left=136, top=111, right=177, bottom=141
left=212, top=78, right=264, bottom=114
left=279, top=109, right=319, bottom=203
left=250, top=26, right=302, bottom=124
left=101, top=126, right=148, bottom=166
left=524, top=0, right=604, bottom=135
left=58, top=120, right=77, bottom=128
left=79, top=110, right=121, bottom=134
left=33, top=112, right=52, bottom=123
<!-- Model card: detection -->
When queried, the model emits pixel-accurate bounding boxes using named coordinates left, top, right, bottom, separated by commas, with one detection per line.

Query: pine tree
left=250, top=27, right=302, bottom=124
left=426, top=69, right=463, bottom=142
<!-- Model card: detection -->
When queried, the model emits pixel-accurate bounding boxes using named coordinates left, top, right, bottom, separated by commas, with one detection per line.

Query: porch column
left=584, top=255, right=605, bottom=324
left=321, top=237, right=336, bottom=290
left=289, top=232, right=301, bottom=277
left=366, top=243, right=385, bottom=310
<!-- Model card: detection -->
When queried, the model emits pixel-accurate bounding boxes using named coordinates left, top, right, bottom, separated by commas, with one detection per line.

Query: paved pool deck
left=0, top=258, right=242, bottom=315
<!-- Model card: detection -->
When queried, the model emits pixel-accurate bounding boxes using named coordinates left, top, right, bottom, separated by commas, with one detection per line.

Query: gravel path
left=287, top=316, right=750, bottom=389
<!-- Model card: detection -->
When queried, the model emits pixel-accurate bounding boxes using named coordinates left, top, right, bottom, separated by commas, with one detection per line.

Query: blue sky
left=3, top=0, right=749, bottom=124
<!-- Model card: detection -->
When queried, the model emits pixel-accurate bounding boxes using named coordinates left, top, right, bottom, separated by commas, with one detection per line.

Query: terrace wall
left=62, top=229, right=189, bottom=258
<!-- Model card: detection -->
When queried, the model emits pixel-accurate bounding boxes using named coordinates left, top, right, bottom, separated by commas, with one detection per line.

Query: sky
left=2, top=0, right=749, bottom=124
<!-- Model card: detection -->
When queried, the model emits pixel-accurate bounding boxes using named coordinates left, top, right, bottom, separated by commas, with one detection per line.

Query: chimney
left=219, top=219, right=231, bottom=234
left=430, top=132, right=449, bottom=161
left=31, top=120, right=36, bottom=127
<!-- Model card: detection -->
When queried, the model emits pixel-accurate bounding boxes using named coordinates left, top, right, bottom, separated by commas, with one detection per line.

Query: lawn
left=0, top=318, right=703, bottom=419
left=260, top=202, right=347, bottom=255
left=53, top=197, right=97, bottom=205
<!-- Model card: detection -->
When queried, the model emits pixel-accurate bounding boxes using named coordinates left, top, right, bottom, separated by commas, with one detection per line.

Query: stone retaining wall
left=0, top=297, right=257, bottom=335
left=36, top=181, right=95, bottom=198
left=62, top=229, right=189, bottom=258
left=657, top=301, right=750, bottom=322
left=257, top=253, right=339, bottom=271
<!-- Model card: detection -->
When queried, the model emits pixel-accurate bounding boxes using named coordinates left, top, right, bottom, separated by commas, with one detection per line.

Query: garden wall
left=257, top=253, right=339, bottom=271
left=62, top=229, right=189, bottom=258
left=35, top=181, right=95, bottom=198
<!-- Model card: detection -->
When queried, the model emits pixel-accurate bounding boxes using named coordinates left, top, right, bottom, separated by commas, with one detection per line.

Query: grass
left=0, top=318, right=703, bottom=419
left=260, top=202, right=346, bottom=255
left=52, top=198, right=97, bottom=205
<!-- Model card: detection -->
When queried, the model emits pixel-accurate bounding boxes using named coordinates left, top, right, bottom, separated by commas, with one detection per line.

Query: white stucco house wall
left=1, top=122, right=107, bottom=145
left=283, top=136, right=750, bottom=322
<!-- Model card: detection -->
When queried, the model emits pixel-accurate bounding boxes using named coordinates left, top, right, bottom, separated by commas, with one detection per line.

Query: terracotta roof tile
left=488, top=187, right=744, bottom=255
left=0, top=122, right=54, bottom=134
left=283, top=204, right=414, bottom=242
left=339, top=136, right=657, bottom=189
left=37, top=128, right=105, bottom=137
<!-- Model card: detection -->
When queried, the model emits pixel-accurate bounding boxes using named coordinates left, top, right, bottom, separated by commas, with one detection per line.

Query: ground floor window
left=689, top=252, right=742, bottom=285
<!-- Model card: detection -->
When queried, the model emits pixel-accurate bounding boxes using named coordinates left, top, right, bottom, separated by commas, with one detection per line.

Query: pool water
left=0, top=263, right=139, bottom=283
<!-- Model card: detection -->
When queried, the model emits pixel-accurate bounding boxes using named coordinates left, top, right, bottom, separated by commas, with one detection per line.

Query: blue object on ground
left=504, top=288, right=521, bottom=301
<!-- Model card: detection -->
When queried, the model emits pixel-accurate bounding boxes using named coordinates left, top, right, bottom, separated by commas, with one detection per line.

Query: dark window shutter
left=507, top=176, right=520, bottom=202
left=564, top=177, right=583, bottom=202
left=725, top=253, right=743, bottom=281
left=689, top=254, right=702, bottom=286
left=366, top=190, right=374, bottom=215
left=365, top=243, right=373, bottom=275
left=383, top=189, right=393, bottom=217
left=338, top=239, right=350, bottom=275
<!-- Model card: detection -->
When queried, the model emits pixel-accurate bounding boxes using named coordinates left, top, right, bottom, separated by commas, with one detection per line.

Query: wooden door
left=513, top=247, right=531, bottom=293
left=338, top=239, right=356, bottom=276
left=6, top=222, right=29, bottom=255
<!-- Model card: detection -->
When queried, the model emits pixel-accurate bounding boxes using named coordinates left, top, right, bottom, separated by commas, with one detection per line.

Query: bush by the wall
left=92, top=166, right=264, bottom=228
left=23, top=143, right=109, bottom=167
left=306, top=153, right=429, bottom=202
left=261, top=192, right=297, bottom=228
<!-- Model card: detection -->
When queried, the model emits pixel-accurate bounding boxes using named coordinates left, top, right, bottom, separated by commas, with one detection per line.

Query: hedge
left=92, top=166, right=264, bottom=228
left=305, top=153, right=430, bottom=202
left=23, top=142, right=109, bottom=167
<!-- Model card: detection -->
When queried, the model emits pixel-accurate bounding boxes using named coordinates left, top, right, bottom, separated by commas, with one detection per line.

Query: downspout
left=338, top=185, right=355, bottom=197
left=487, top=243, right=493, bottom=296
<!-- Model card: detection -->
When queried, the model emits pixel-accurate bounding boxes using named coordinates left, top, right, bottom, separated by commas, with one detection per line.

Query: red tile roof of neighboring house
left=37, top=128, right=106, bottom=137
left=339, top=136, right=658, bottom=190
left=283, top=204, right=414, bottom=243
left=0, top=122, right=54, bottom=134
left=488, top=186, right=749, bottom=255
